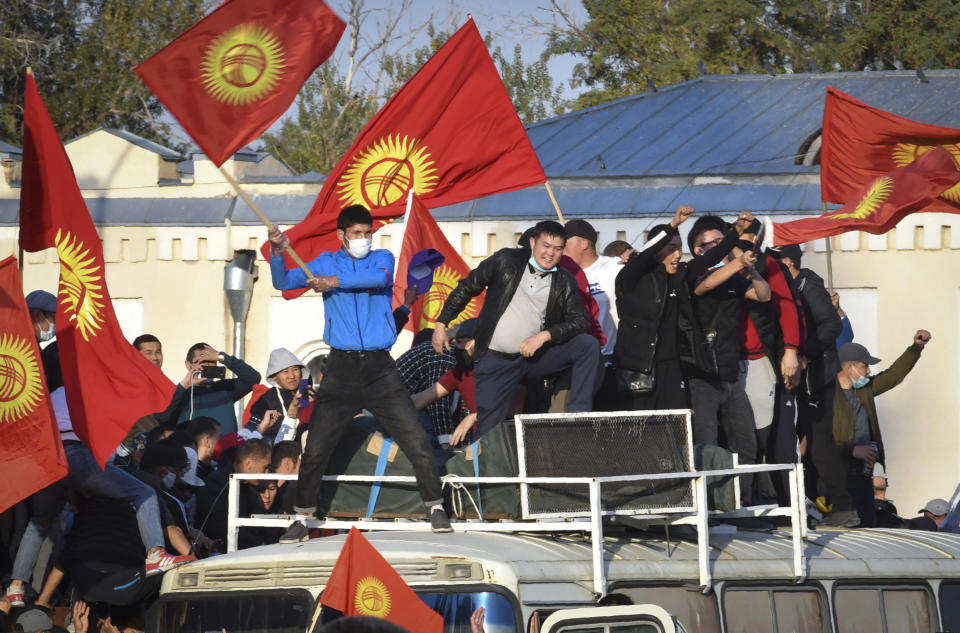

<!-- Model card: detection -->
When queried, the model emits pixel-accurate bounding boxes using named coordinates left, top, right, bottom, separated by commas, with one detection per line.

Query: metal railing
left=226, top=461, right=807, bottom=594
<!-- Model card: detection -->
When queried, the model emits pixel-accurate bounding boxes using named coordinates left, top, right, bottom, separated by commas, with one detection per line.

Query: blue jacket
left=270, top=248, right=397, bottom=351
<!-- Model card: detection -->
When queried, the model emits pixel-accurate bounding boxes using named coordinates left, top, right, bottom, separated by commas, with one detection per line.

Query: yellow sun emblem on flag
left=55, top=229, right=105, bottom=341
left=419, top=264, right=481, bottom=329
left=338, top=135, right=438, bottom=209
left=0, top=334, right=45, bottom=424
left=354, top=576, right=391, bottom=617
left=830, top=176, right=894, bottom=220
left=201, top=23, right=285, bottom=105
left=892, top=142, right=960, bottom=203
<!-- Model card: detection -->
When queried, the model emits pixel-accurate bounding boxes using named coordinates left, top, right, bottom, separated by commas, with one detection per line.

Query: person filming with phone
left=160, top=342, right=261, bottom=434
left=243, top=348, right=311, bottom=444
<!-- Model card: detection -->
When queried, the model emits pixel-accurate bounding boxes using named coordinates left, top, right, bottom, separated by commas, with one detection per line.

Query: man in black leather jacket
left=432, top=220, right=599, bottom=436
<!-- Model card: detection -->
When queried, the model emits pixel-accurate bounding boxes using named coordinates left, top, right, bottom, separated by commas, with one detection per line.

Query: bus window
left=418, top=590, right=519, bottom=633
left=723, top=587, right=825, bottom=633
left=938, top=583, right=960, bottom=632
left=617, top=586, right=719, bottom=633
left=835, top=587, right=933, bottom=633
left=157, top=589, right=312, bottom=633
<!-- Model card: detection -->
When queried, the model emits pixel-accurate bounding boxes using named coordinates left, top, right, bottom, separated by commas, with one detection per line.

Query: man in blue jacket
left=268, top=205, right=451, bottom=539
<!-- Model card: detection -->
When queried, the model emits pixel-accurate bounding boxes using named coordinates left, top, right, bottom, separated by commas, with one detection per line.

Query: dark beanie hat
left=686, top=215, right=729, bottom=252
left=140, top=438, right=188, bottom=472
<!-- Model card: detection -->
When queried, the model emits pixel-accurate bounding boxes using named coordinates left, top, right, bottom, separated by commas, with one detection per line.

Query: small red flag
left=134, top=0, right=345, bottom=166
left=19, top=74, right=177, bottom=466
left=820, top=86, right=960, bottom=211
left=321, top=527, right=443, bottom=633
left=265, top=19, right=546, bottom=298
left=773, top=146, right=960, bottom=246
left=394, top=194, right=483, bottom=333
left=0, top=256, right=68, bottom=512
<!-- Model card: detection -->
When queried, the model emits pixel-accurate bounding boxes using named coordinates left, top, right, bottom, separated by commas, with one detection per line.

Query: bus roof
left=165, top=528, right=960, bottom=594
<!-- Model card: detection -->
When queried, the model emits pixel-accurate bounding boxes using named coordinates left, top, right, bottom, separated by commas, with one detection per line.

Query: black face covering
left=454, top=346, right=474, bottom=371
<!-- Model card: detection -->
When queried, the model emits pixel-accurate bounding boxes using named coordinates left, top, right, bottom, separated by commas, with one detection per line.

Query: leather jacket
left=436, top=247, right=588, bottom=357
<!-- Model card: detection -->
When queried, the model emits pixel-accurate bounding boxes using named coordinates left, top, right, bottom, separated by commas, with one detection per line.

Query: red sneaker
left=144, top=550, right=196, bottom=576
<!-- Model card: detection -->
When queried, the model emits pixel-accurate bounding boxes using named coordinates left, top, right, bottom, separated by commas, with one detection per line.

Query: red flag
left=19, top=74, right=177, bottom=466
left=321, top=527, right=443, bottom=633
left=266, top=19, right=546, bottom=297
left=134, top=0, right=345, bottom=166
left=773, top=146, right=960, bottom=246
left=820, top=86, right=960, bottom=211
left=0, top=256, right=68, bottom=512
left=394, top=194, right=483, bottom=333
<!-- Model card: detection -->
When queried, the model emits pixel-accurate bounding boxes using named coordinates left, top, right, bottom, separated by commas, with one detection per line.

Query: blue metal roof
left=0, top=141, right=21, bottom=158
left=527, top=70, right=960, bottom=178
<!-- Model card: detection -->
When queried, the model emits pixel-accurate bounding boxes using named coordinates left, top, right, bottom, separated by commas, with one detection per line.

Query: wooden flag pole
left=544, top=180, right=566, bottom=224
left=218, top=167, right=315, bottom=280
left=821, top=202, right=834, bottom=291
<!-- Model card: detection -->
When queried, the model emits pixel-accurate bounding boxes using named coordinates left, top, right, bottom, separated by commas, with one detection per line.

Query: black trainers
left=430, top=508, right=453, bottom=533
left=279, top=520, right=310, bottom=544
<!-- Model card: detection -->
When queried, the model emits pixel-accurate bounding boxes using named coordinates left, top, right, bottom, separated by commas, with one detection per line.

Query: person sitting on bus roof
left=413, top=318, right=478, bottom=448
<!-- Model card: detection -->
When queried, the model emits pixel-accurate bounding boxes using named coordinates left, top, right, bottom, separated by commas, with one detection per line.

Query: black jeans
left=688, top=377, right=757, bottom=504
left=295, top=350, right=443, bottom=513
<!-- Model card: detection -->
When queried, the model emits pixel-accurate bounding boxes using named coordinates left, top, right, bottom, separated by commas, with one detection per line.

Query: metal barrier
left=226, top=461, right=807, bottom=594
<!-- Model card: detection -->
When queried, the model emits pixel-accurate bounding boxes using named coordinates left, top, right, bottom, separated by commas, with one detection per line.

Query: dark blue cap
left=407, top=248, right=446, bottom=294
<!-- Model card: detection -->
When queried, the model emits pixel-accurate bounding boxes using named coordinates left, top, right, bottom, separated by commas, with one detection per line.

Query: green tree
left=1, top=0, right=208, bottom=148
left=547, top=0, right=960, bottom=111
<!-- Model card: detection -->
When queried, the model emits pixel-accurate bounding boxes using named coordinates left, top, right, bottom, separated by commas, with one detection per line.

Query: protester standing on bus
left=268, top=205, right=451, bottom=540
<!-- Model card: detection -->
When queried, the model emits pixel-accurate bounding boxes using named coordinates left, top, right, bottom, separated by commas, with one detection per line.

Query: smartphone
left=299, top=378, right=310, bottom=398
left=200, top=365, right=226, bottom=380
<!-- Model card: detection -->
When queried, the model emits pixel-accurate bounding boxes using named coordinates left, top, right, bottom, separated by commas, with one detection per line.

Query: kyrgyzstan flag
left=0, top=256, right=68, bottom=512
left=320, top=527, right=443, bottom=633
left=134, top=0, right=345, bottom=166
left=771, top=146, right=960, bottom=246
left=266, top=18, right=546, bottom=297
left=820, top=86, right=960, bottom=211
left=19, top=74, right=176, bottom=466
left=394, top=193, right=483, bottom=333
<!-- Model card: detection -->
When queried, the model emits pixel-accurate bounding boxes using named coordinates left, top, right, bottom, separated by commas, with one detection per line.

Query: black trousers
left=797, top=379, right=854, bottom=511
left=295, top=350, right=443, bottom=513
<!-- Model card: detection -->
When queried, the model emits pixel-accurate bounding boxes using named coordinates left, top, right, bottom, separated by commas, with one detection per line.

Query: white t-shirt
left=583, top=255, right=621, bottom=356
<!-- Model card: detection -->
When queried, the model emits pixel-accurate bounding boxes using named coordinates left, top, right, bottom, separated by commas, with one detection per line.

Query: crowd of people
left=0, top=203, right=949, bottom=631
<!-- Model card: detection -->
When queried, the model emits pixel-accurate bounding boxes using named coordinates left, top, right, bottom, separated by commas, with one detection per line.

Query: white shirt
left=583, top=255, right=621, bottom=356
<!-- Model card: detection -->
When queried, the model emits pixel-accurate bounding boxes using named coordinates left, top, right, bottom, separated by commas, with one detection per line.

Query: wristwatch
left=218, top=352, right=226, bottom=363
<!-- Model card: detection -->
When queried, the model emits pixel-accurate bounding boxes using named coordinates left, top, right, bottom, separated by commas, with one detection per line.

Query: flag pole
left=544, top=180, right=566, bottom=223
left=218, top=167, right=315, bottom=280
left=821, top=201, right=835, bottom=291
left=20, top=67, right=32, bottom=282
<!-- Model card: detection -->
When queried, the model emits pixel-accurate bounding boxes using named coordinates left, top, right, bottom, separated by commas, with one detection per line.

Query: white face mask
left=347, top=238, right=372, bottom=259
left=38, top=317, right=55, bottom=342
left=161, top=471, right=177, bottom=490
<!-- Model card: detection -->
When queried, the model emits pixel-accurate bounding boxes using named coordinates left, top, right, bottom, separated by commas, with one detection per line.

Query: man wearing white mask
left=268, top=205, right=451, bottom=541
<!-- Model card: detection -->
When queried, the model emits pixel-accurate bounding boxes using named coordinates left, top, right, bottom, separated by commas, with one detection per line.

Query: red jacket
left=560, top=255, right=606, bottom=347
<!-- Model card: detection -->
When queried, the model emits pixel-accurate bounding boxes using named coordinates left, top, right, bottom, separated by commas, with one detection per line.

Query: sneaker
left=818, top=509, right=860, bottom=528
left=430, top=508, right=453, bottom=533
left=144, top=550, right=196, bottom=576
left=5, top=584, right=24, bottom=608
left=279, top=520, right=310, bottom=544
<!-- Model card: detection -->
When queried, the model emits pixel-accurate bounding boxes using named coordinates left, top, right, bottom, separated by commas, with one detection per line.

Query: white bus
left=154, top=525, right=960, bottom=633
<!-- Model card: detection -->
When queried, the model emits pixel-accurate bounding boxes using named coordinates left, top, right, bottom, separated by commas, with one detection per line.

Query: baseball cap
left=920, top=498, right=950, bottom=516
left=565, top=219, right=598, bottom=244
left=447, top=318, right=477, bottom=340
left=769, top=244, right=802, bottom=263
left=25, top=290, right=57, bottom=314
left=16, top=607, right=52, bottom=633
left=179, top=447, right=206, bottom=488
left=838, top=342, right=881, bottom=365
left=407, top=249, right=445, bottom=295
